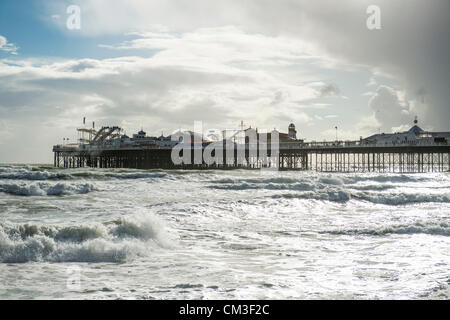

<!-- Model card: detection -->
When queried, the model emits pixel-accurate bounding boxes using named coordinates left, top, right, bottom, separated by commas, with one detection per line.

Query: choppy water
left=0, top=164, right=449, bottom=299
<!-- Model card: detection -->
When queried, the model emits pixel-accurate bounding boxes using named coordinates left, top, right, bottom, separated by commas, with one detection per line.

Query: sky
left=0, top=0, right=449, bottom=163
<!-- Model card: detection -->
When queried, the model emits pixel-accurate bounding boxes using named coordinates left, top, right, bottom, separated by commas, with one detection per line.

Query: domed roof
left=289, top=123, right=295, bottom=128
left=408, top=125, right=424, bottom=134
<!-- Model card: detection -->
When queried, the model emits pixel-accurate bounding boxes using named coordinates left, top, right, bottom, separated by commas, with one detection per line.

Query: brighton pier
left=53, top=120, right=450, bottom=173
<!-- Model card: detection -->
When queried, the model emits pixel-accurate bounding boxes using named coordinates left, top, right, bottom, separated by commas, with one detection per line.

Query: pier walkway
left=53, top=140, right=450, bottom=173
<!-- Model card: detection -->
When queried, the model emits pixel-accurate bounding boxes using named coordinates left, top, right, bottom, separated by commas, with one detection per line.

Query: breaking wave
left=0, top=182, right=95, bottom=196
left=210, top=173, right=432, bottom=186
left=422, top=281, right=450, bottom=299
left=213, top=177, right=299, bottom=184
left=0, top=213, right=172, bottom=263
left=0, top=168, right=62, bottom=180
left=271, top=190, right=351, bottom=202
left=209, top=182, right=316, bottom=191
left=207, top=173, right=450, bottom=205
left=343, top=174, right=432, bottom=184
left=351, top=192, right=450, bottom=205
left=270, top=190, right=449, bottom=205
left=324, top=222, right=450, bottom=237
left=0, top=166, right=170, bottom=181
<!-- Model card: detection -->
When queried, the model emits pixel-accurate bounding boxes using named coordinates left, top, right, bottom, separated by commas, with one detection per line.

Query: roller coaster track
left=91, top=126, right=122, bottom=145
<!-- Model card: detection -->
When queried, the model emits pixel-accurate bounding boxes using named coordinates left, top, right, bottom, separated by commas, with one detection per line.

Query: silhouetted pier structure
left=53, top=141, right=450, bottom=173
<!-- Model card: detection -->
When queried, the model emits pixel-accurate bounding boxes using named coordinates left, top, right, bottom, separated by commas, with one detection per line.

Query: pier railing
left=53, top=138, right=448, bottom=153
left=53, top=137, right=450, bottom=172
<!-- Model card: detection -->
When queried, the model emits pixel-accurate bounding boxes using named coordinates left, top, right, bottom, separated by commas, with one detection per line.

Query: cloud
left=0, top=35, right=18, bottom=55
left=320, top=127, right=358, bottom=141
left=0, top=26, right=326, bottom=162
left=237, top=0, right=450, bottom=131
left=318, top=83, right=340, bottom=98
left=99, top=25, right=321, bottom=69
left=367, top=77, right=377, bottom=87
left=3, top=0, right=450, bottom=161
left=44, top=0, right=450, bottom=130
left=367, top=85, right=414, bottom=132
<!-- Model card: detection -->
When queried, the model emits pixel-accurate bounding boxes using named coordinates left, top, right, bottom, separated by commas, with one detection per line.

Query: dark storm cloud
left=2, top=0, right=449, bottom=162
left=238, top=0, right=450, bottom=130
left=319, top=83, right=340, bottom=98
left=69, top=0, right=449, bottom=130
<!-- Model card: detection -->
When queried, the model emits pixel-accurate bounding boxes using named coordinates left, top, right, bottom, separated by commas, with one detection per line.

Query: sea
left=0, top=164, right=449, bottom=299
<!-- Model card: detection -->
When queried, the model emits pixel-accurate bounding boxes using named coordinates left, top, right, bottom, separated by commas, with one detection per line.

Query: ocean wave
left=207, top=173, right=448, bottom=205
left=66, top=170, right=170, bottom=181
left=421, top=281, right=450, bottom=299
left=0, top=166, right=170, bottom=181
left=0, top=182, right=95, bottom=196
left=348, top=184, right=396, bottom=191
left=270, top=190, right=449, bottom=205
left=271, top=190, right=351, bottom=202
left=0, top=213, right=171, bottom=263
left=208, top=181, right=393, bottom=192
left=344, top=174, right=431, bottom=184
left=318, top=176, right=344, bottom=185
left=324, top=222, right=450, bottom=237
left=1, top=223, right=106, bottom=242
left=207, top=173, right=431, bottom=190
left=0, top=168, right=63, bottom=180
left=208, top=182, right=316, bottom=191
left=210, top=173, right=434, bottom=187
left=213, top=177, right=298, bottom=184
left=352, top=192, right=450, bottom=205
left=109, top=215, right=167, bottom=241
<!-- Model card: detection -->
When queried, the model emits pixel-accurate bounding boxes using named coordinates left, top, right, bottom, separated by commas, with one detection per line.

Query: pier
left=281, top=143, right=450, bottom=173
left=53, top=120, right=450, bottom=173
left=53, top=143, right=450, bottom=173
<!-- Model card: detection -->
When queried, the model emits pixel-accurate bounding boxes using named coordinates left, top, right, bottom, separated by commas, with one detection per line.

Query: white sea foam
left=352, top=191, right=450, bottom=205
left=109, top=213, right=172, bottom=247
left=209, top=182, right=316, bottom=191
left=0, top=169, right=60, bottom=180
left=326, top=221, right=450, bottom=236
left=206, top=173, right=449, bottom=205
left=0, top=164, right=169, bottom=180
left=0, top=182, right=95, bottom=196
left=318, top=176, right=344, bottom=185
left=1, top=165, right=449, bottom=299
left=424, top=281, right=450, bottom=299
left=271, top=189, right=449, bottom=204
left=272, top=190, right=351, bottom=202
left=0, top=212, right=172, bottom=263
